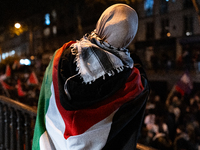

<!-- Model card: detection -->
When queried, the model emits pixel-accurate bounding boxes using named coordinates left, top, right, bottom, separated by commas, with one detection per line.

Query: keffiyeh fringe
left=64, top=32, right=134, bottom=99
left=70, top=31, right=134, bottom=84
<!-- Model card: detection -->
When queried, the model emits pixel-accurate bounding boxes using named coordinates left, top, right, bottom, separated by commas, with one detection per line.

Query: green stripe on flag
left=32, top=50, right=58, bottom=150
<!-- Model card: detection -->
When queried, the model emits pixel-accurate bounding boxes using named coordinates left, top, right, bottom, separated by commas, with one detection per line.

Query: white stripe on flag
left=45, top=83, right=66, bottom=149
left=66, top=110, right=117, bottom=150
left=45, top=82, right=117, bottom=150
left=40, top=131, right=56, bottom=150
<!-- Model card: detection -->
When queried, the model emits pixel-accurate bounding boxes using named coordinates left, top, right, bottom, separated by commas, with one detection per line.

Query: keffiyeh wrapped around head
left=96, top=3, right=138, bottom=49
left=69, top=4, right=138, bottom=84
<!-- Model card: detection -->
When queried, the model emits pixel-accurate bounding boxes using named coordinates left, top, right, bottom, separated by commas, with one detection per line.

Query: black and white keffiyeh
left=70, top=32, right=134, bottom=84
left=64, top=3, right=138, bottom=99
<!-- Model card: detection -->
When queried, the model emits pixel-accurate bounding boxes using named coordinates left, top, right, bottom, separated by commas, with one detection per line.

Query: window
left=160, top=0, right=168, bottom=14
left=146, top=22, right=155, bottom=39
left=144, top=0, right=154, bottom=16
left=160, top=19, right=170, bottom=38
left=184, top=16, right=193, bottom=36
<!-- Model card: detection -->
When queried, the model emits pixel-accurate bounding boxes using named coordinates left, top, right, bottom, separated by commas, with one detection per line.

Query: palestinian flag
left=175, top=71, right=193, bottom=96
left=5, top=64, right=11, bottom=77
left=17, top=79, right=26, bottom=97
left=27, top=71, right=39, bottom=85
left=0, top=80, right=14, bottom=90
left=32, top=41, right=149, bottom=150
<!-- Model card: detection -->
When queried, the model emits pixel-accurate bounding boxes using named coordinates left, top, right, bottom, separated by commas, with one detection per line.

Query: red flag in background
left=27, top=71, right=39, bottom=85
left=17, top=79, right=26, bottom=97
left=5, top=65, right=11, bottom=77
left=0, top=81, right=14, bottom=90
left=175, top=72, right=193, bottom=96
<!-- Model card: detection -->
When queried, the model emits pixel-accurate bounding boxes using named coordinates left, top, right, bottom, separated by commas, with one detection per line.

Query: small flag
left=0, top=81, right=14, bottom=90
left=17, top=79, right=26, bottom=97
left=175, top=72, right=193, bottom=96
left=27, top=71, right=39, bottom=85
left=5, top=65, right=11, bottom=77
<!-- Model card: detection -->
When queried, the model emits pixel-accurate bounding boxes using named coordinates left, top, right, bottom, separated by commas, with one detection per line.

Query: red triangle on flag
left=17, top=79, right=26, bottom=97
left=5, top=65, right=11, bottom=77
left=28, top=71, right=39, bottom=85
left=0, top=81, right=14, bottom=90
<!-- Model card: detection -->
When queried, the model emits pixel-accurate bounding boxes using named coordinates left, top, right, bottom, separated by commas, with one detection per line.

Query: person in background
left=32, top=4, right=149, bottom=150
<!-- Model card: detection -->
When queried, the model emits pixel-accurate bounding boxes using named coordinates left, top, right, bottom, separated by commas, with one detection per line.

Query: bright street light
left=14, top=23, right=21, bottom=29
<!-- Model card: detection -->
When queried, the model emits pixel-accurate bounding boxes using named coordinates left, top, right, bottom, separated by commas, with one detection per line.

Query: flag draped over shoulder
left=32, top=41, right=149, bottom=150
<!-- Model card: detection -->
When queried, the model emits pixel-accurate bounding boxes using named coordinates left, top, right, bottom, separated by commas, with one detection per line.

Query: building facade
left=0, top=1, right=104, bottom=66
left=134, top=0, right=200, bottom=69
left=0, top=0, right=200, bottom=69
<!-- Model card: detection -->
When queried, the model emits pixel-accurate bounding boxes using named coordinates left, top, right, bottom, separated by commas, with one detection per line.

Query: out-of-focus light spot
left=30, top=56, right=35, bottom=60
left=45, top=13, right=50, bottom=25
left=43, top=27, right=51, bottom=36
left=51, top=10, right=57, bottom=20
left=167, top=32, right=171, bottom=37
left=2, top=53, right=5, bottom=60
left=11, top=50, right=15, bottom=55
left=166, top=0, right=169, bottom=2
left=15, top=23, right=21, bottom=29
left=144, top=0, right=154, bottom=10
left=20, top=59, right=31, bottom=66
left=144, top=0, right=154, bottom=16
left=53, top=26, right=57, bottom=34
left=5, top=53, right=8, bottom=58
left=186, top=32, right=192, bottom=36
left=1, top=50, right=15, bottom=60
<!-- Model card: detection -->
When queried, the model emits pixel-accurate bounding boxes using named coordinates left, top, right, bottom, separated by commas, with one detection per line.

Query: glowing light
left=14, top=23, right=21, bottom=29
left=2, top=53, right=5, bottom=59
left=30, top=56, right=35, bottom=60
left=186, top=32, right=192, bottom=36
left=144, top=0, right=154, bottom=10
left=167, top=32, right=171, bottom=37
left=1, top=50, right=15, bottom=60
left=144, top=0, right=154, bottom=16
left=20, top=59, right=31, bottom=65
left=11, top=50, right=15, bottom=55
left=53, top=26, right=57, bottom=34
left=45, top=13, right=50, bottom=25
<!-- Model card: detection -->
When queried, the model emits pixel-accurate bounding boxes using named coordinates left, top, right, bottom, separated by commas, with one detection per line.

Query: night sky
left=0, top=0, right=56, bottom=26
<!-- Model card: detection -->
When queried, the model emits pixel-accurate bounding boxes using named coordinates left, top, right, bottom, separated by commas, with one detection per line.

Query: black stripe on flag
left=92, top=47, right=114, bottom=72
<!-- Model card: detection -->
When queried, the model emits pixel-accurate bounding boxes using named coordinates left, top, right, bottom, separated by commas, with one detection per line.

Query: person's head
left=95, top=4, right=138, bottom=49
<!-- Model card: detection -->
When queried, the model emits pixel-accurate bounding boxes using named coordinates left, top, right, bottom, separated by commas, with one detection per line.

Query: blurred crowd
left=1, top=58, right=200, bottom=150
left=0, top=61, right=44, bottom=108
left=138, top=88, right=200, bottom=150
left=150, top=50, right=200, bottom=73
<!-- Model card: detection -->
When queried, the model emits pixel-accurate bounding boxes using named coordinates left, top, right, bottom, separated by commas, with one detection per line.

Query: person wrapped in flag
left=32, top=3, right=150, bottom=150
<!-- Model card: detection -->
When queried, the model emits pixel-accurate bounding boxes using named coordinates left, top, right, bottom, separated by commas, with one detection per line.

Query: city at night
left=0, top=0, right=200, bottom=150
